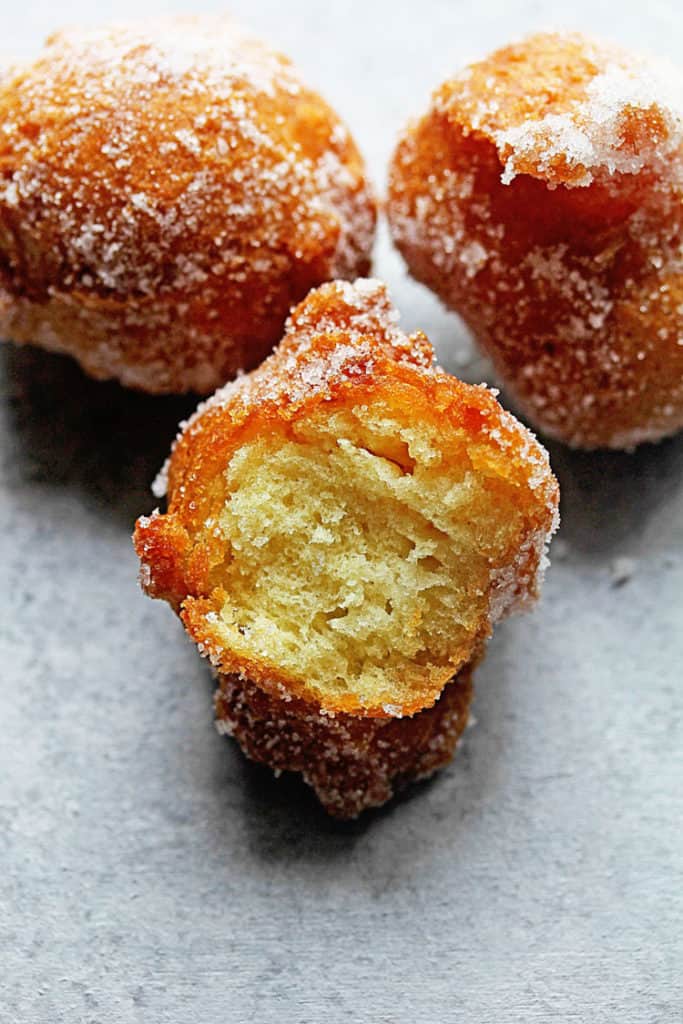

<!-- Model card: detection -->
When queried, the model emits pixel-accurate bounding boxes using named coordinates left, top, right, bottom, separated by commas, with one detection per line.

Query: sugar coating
left=156, top=277, right=433, bottom=472
left=388, top=32, right=683, bottom=448
left=0, top=16, right=376, bottom=392
left=213, top=664, right=474, bottom=818
left=498, top=60, right=682, bottom=186
left=160, top=278, right=557, bottom=523
left=444, top=33, right=683, bottom=187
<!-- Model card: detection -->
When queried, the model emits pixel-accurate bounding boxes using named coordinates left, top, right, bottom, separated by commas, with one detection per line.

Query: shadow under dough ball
left=134, top=277, right=559, bottom=815
left=0, top=16, right=376, bottom=393
left=387, top=31, right=683, bottom=449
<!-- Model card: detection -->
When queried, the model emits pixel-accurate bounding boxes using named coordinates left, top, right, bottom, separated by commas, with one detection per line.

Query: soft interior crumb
left=205, top=401, right=531, bottom=711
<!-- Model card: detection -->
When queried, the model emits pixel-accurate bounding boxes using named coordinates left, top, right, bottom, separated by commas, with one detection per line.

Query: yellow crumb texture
left=207, top=403, right=532, bottom=713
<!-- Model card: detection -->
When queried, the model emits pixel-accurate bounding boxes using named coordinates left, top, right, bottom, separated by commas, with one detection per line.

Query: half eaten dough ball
left=134, top=278, right=558, bottom=814
left=0, top=17, right=376, bottom=392
left=135, top=278, right=558, bottom=717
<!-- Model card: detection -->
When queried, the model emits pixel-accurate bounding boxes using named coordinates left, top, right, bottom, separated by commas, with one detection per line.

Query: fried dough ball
left=214, top=663, right=474, bottom=819
left=134, top=278, right=558, bottom=813
left=135, top=278, right=558, bottom=726
left=0, top=17, right=375, bottom=393
left=388, top=32, right=683, bottom=449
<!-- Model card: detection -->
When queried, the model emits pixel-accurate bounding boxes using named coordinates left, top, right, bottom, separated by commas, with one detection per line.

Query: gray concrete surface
left=1, top=1, right=682, bottom=1021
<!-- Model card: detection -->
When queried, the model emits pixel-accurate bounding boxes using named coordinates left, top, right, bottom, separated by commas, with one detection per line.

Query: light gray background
left=1, top=2, right=682, bottom=1022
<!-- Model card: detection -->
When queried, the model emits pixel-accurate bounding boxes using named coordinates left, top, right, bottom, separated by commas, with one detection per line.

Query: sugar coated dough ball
left=134, top=277, right=558, bottom=814
left=388, top=32, right=683, bottom=449
left=0, top=16, right=376, bottom=392
left=134, top=278, right=559, bottom=719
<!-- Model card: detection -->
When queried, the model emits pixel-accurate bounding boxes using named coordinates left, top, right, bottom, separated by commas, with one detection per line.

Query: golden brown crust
left=387, top=32, right=683, bottom=449
left=214, top=663, right=474, bottom=819
left=0, top=17, right=376, bottom=392
left=134, top=278, right=559, bottom=717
